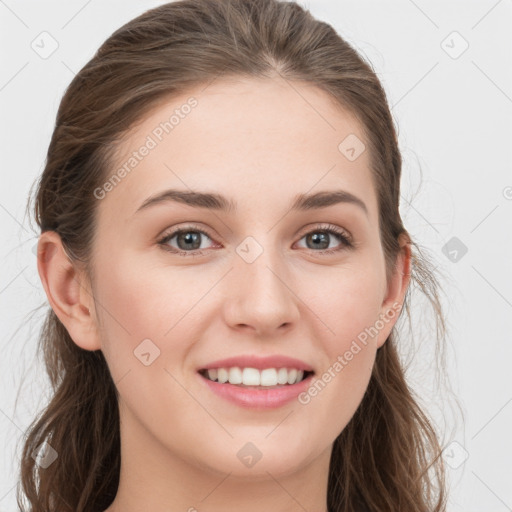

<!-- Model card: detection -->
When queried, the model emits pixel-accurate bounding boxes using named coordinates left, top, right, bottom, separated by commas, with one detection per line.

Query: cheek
left=305, top=262, right=384, bottom=342
left=297, top=259, right=383, bottom=390
left=93, top=248, right=221, bottom=384
left=294, top=268, right=382, bottom=439
left=92, top=253, right=202, bottom=422
left=91, top=251, right=183, bottom=377
left=95, top=248, right=193, bottom=337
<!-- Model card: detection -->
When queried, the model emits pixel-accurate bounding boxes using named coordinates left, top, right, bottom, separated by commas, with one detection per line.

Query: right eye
left=157, top=225, right=218, bottom=257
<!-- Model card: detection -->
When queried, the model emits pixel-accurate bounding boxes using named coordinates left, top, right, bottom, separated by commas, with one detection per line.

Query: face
left=50, top=77, right=408, bottom=480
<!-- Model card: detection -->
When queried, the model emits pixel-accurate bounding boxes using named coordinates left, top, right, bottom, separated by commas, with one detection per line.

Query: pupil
left=308, top=232, right=328, bottom=250
left=178, top=232, right=201, bottom=250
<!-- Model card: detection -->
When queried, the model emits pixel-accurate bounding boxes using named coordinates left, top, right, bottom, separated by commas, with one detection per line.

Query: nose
left=222, top=241, right=300, bottom=337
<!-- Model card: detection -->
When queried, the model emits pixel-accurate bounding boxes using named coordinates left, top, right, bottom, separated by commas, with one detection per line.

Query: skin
left=38, top=76, right=411, bottom=512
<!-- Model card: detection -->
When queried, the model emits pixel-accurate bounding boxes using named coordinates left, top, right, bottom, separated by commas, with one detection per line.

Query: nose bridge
left=235, top=232, right=285, bottom=295
left=223, top=231, right=299, bottom=332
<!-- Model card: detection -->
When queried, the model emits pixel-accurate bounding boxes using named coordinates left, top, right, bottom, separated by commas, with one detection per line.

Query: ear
left=36, top=231, right=101, bottom=351
left=376, top=233, right=412, bottom=349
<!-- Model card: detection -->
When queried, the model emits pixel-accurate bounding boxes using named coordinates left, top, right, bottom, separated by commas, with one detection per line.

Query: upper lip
left=198, top=355, right=314, bottom=372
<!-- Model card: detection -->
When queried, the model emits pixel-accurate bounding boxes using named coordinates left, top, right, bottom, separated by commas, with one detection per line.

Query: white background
left=1, top=0, right=511, bottom=510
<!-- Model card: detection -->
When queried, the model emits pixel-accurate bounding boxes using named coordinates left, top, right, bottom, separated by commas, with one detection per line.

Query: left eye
left=157, top=224, right=353, bottom=257
left=295, top=227, right=352, bottom=252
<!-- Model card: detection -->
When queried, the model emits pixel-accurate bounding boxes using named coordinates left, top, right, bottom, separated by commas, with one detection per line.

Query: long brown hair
left=19, top=0, right=454, bottom=510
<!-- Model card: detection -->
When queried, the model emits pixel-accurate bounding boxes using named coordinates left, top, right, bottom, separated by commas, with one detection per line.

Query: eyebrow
left=134, top=188, right=368, bottom=216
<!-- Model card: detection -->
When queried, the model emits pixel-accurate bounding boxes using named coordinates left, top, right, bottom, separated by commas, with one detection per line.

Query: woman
left=19, top=0, right=448, bottom=510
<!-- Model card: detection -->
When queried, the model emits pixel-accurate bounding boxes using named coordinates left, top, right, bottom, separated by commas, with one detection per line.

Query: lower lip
left=198, top=372, right=314, bottom=409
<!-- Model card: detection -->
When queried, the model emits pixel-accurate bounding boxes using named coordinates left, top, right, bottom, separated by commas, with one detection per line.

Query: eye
left=295, top=224, right=353, bottom=254
left=157, top=225, right=217, bottom=257
left=157, top=223, right=353, bottom=258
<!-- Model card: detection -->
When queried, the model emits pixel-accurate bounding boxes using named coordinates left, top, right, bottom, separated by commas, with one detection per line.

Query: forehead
left=100, top=76, right=376, bottom=220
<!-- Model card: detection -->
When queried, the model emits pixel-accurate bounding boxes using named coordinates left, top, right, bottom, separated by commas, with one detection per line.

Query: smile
left=198, top=367, right=315, bottom=409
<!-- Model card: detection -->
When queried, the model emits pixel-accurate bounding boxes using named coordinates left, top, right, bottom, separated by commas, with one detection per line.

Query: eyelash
left=156, top=223, right=353, bottom=258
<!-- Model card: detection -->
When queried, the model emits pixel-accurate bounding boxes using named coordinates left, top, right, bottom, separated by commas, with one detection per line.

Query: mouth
left=198, top=367, right=315, bottom=389
left=196, top=354, right=316, bottom=408
left=197, top=367, right=315, bottom=409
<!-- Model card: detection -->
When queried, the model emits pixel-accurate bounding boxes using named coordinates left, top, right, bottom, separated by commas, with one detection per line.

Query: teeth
left=277, top=368, right=288, bottom=385
left=217, top=368, right=229, bottom=383
left=287, top=368, right=298, bottom=384
left=202, top=367, right=308, bottom=386
left=228, top=367, right=243, bottom=385
left=259, top=369, right=275, bottom=386
left=243, top=367, right=261, bottom=386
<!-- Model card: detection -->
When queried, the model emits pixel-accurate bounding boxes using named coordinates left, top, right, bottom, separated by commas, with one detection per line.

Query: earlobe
left=36, top=231, right=101, bottom=351
left=376, top=235, right=412, bottom=348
